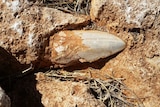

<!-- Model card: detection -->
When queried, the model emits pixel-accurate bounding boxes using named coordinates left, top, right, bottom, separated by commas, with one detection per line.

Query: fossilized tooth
left=49, top=30, right=126, bottom=67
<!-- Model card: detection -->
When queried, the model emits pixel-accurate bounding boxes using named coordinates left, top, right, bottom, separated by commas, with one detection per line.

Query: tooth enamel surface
left=50, top=30, right=126, bottom=67
left=73, top=30, right=126, bottom=62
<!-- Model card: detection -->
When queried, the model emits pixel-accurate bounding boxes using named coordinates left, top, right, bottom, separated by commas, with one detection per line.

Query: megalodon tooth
left=49, top=30, right=126, bottom=67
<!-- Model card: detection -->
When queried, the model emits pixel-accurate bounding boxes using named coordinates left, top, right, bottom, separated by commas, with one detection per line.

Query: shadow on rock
left=64, top=52, right=120, bottom=72
left=0, top=46, right=27, bottom=91
left=0, top=47, right=24, bottom=78
left=0, top=47, right=44, bottom=107
left=8, top=74, right=44, bottom=107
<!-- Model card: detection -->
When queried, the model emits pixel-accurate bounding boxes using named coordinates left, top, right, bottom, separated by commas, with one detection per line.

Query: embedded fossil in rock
left=49, top=30, right=126, bottom=67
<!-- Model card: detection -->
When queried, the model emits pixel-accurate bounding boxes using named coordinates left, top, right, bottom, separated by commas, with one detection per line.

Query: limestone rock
left=90, top=1, right=160, bottom=107
left=90, top=0, right=107, bottom=20
left=0, top=0, right=160, bottom=107
left=90, top=0, right=160, bottom=29
left=0, top=0, right=90, bottom=67
left=36, top=72, right=105, bottom=107
left=0, top=87, right=10, bottom=107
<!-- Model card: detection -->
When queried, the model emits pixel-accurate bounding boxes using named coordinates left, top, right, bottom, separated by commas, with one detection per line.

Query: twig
left=0, top=63, right=34, bottom=80
left=95, top=79, right=114, bottom=107
left=17, top=63, right=34, bottom=77
left=22, top=63, right=33, bottom=73
left=46, top=73, right=77, bottom=78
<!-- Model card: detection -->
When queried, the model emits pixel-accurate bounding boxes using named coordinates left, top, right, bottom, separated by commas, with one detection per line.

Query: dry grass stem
left=0, top=63, right=34, bottom=80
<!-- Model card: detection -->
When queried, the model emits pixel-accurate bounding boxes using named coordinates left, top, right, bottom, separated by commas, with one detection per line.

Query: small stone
left=0, top=87, right=11, bottom=107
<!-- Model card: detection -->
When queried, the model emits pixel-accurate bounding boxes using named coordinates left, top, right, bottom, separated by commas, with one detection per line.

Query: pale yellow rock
left=90, top=0, right=108, bottom=20
left=90, top=0, right=160, bottom=27
left=36, top=72, right=105, bottom=107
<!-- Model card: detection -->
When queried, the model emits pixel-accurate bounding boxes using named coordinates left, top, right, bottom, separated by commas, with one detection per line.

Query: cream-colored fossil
left=49, top=30, right=126, bottom=67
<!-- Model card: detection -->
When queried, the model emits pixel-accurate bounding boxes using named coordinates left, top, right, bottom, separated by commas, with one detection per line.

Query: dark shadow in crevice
left=8, top=74, right=44, bottom=107
left=64, top=52, right=120, bottom=72
left=0, top=46, right=27, bottom=91
left=0, top=47, right=24, bottom=78
left=0, top=47, right=43, bottom=107
left=128, top=28, right=141, bottom=33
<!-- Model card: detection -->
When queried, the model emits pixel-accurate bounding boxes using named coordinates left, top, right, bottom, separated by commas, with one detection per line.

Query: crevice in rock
left=128, top=28, right=141, bottom=33
left=7, top=74, right=44, bottom=107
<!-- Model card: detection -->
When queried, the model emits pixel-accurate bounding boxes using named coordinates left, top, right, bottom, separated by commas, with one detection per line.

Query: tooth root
left=49, top=30, right=126, bottom=67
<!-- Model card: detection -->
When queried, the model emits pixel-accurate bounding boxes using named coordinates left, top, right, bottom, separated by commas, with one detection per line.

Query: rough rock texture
left=0, top=0, right=90, bottom=68
left=36, top=72, right=105, bottom=107
left=0, top=0, right=88, bottom=76
left=0, top=86, right=10, bottom=107
left=0, top=0, right=160, bottom=107
left=91, top=0, right=159, bottom=29
left=90, top=0, right=160, bottom=107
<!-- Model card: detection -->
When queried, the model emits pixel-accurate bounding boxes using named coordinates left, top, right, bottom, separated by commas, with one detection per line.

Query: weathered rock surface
left=0, top=0, right=90, bottom=68
left=91, top=0, right=160, bottom=29
left=0, top=0, right=90, bottom=80
left=91, top=0, right=160, bottom=107
left=36, top=72, right=105, bottom=107
left=0, top=86, right=10, bottom=107
left=0, top=0, right=160, bottom=107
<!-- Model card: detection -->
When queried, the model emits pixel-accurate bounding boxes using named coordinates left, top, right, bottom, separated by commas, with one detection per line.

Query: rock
left=90, top=0, right=159, bottom=29
left=0, top=0, right=90, bottom=67
left=90, top=1, right=160, bottom=107
left=36, top=72, right=105, bottom=107
left=90, top=0, right=108, bottom=20
left=0, top=86, right=10, bottom=107
left=49, top=30, right=126, bottom=67
left=0, top=0, right=160, bottom=107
